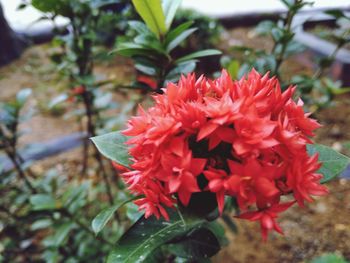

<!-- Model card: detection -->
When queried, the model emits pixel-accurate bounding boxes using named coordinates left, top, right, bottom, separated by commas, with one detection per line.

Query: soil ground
left=0, top=27, right=350, bottom=263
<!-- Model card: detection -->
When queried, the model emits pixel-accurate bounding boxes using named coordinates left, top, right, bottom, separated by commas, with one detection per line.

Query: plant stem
left=82, top=91, right=114, bottom=206
left=313, top=40, right=345, bottom=79
left=272, top=0, right=301, bottom=77
left=4, top=147, right=36, bottom=193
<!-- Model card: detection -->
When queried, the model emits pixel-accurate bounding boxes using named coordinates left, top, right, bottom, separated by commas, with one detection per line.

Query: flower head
left=122, top=69, right=327, bottom=239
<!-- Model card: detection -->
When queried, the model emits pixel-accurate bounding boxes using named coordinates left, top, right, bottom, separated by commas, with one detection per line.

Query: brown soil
left=1, top=29, right=350, bottom=263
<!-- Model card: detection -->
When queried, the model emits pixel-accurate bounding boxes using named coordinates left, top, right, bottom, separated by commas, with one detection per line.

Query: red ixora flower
left=121, top=69, right=328, bottom=240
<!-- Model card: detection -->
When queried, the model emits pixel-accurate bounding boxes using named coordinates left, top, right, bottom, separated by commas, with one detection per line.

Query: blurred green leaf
left=16, top=88, right=32, bottom=106
left=92, top=197, right=138, bottom=235
left=31, top=219, right=53, bottom=231
left=131, top=0, right=167, bottom=38
left=165, top=60, right=196, bottom=82
left=325, top=10, right=347, bottom=19
left=166, top=28, right=197, bottom=53
left=162, top=0, right=182, bottom=30
left=30, top=194, right=59, bottom=211
left=227, top=60, right=240, bottom=79
left=49, top=94, right=68, bottom=109
left=52, top=222, right=75, bottom=247
left=165, top=21, right=194, bottom=47
left=307, top=144, right=350, bottom=183
left=311, top=253, right=349, bottom=263
left=175, top=49, right=222, bottom=64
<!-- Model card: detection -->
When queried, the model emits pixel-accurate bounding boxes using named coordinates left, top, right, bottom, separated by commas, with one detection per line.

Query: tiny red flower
left=121, top=69, right=326, bottom=239
left=137, top=75, right=157, bottom=90
left=72, top=85, right=86, bottom=95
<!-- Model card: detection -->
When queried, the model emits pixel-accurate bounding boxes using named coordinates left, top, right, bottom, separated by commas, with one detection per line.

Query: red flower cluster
left=122, top=69, right=328, bottom=239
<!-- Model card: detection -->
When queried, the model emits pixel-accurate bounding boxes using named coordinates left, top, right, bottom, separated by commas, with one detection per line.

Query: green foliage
left=106, top=209, right=223, bottom=263
left=307, top=144, right=350, bottom=183
left=116, top=0, right=222, bottom=92
left=131, top=0, right=167, bottom=38
left=92, top=197, right=137, bottom=235
left=223, top=1, right=349, bottom=110
left=91, top=131, right=130, bottom=168
left=311, top=253, right=349, bottom=263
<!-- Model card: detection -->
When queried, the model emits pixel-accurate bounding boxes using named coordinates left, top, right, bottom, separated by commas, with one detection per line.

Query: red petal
left=197, top=122, right=218, bottom=141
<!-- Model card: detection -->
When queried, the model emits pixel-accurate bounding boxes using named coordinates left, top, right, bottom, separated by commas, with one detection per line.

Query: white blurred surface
left=183, top=0, right=350, bottom=16
left=1, top=0, right=350, bottom=31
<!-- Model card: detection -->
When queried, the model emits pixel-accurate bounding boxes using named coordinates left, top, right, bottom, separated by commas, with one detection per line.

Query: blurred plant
left=223, top=1, right=350, bottom=110
left=291, top=9, right=350, bottom=110
left=172, top=8, right=224, bottom=73
left=22, top=0, right=131, bottom=202
left=311, top=253, right=349, bottom=263
left=0, top=89, right=36, bottom=192
left=116, top=0, right=222, bottom=93
left=0, top=90, right=136, bottom=262
left=173, top=8, right=223, bottom=52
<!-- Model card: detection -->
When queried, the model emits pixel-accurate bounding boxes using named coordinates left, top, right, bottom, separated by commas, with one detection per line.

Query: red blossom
left=137, top=75, right=157, bottom=90
left=111, top=161, right=130, bottom=173
left=121, top=69, right=326, bottom=240
left=72, top=85, right=86, bottom=95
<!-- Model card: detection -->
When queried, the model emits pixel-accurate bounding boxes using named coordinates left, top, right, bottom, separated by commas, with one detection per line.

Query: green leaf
left=311, top=253, right=348, bottom=263
left=30, top=194, right=59, bottom=211
left=135, top=63, right=157, bottom=76
left=167, top=227, right=220, bottom=260
left=226, top=60, right=240, bottom=79
left=92, top=197, right=138, bottom=235
left=307, top=144, right=350, bottom=183
left=165, top=60, right=196, bottom=82
left=49, top=94, right=68, bottom=108
left=16, top=88, right=32, bottom=106
left=325, top=10, right=346, bottom=19
left=91, top=131, right=130, bottom=168
left=131, top=0, right=167, bottom=38
left=116, top=43, right=158, bottom=58
left=106, top=209, right=206, bottom=263
left=31, top=219, right=53, bottom=231
left=128, top=21, right=150, bottom=35
left=165, top=21, right=194, bottom=47
left=166, top=28, right=197, bottom=53
left=175, top=49, right=222, bottom=64
left=52, top=222, right=75, bottom=247
left=162, top=0, right=182, bottom=30
left=31, top=0, right=71, bottom=17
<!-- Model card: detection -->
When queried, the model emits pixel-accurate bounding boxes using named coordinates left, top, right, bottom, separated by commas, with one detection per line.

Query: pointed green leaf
left=91, top=131, right=130, bottom=168
left=30, top=194, right=59, bottom=211
left=167, top=227, right=221, bottom=260
left=49, top=93, right=68, bottom=108
left=131, top=0, right=167, bottom=38
left=106, top=210, right=206, bottom=263
left=166, top=28, right=197, bottom=53
left=165, top=21, right=194, bottom=46
left=162, top=0, right=182, bottom=30
left=165, top=60, right=196, bottom=82
left=92, top=197, right=138, bottom=235
left=307, top=144, right=350, bottom=183
left=175, top=49, right=222, bottom=64
left=128, top=21, right=151, bottom=35
left=53, top=222, right=75, bottom=246
left=16, top=88, right=32, bottom=106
